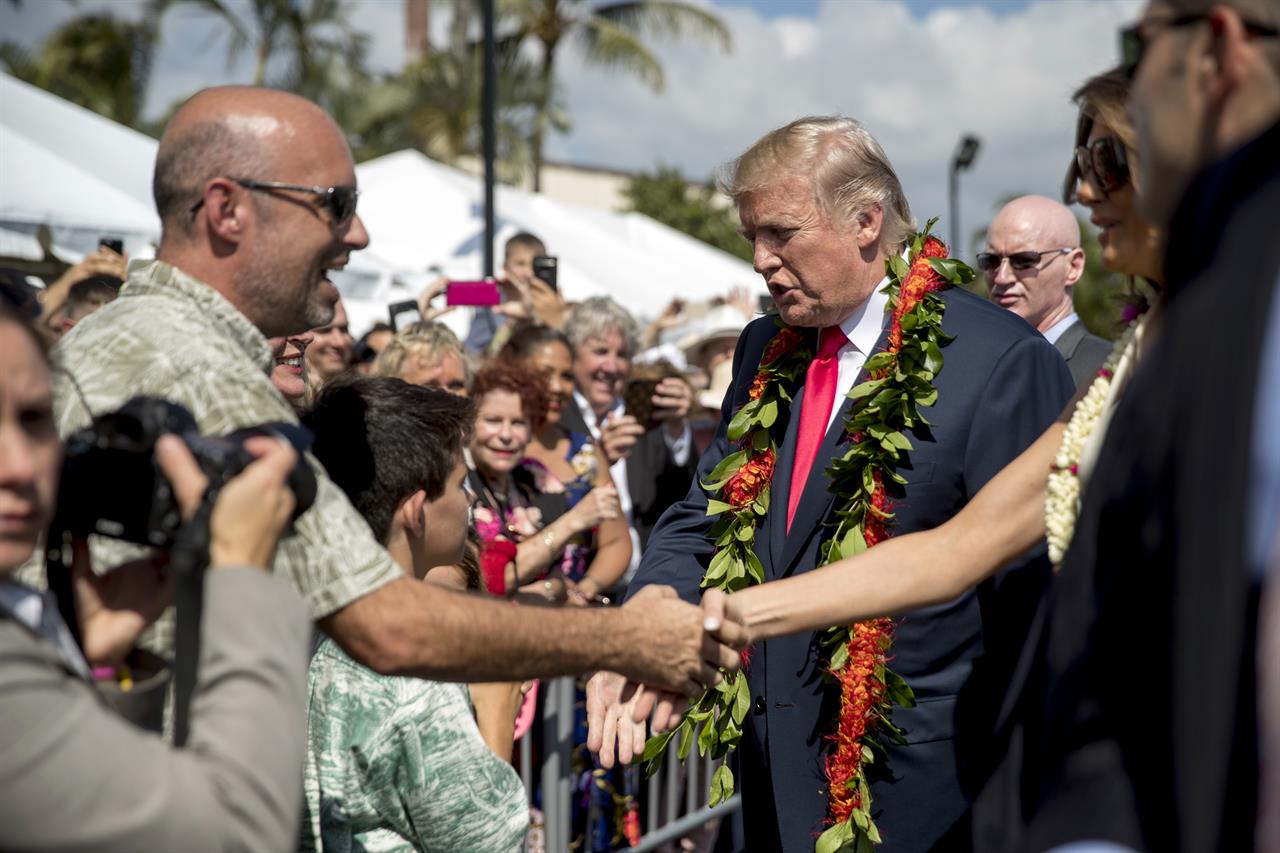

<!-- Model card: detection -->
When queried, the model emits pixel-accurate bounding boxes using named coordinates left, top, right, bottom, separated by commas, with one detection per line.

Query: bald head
left=153, top=87, right=351, bottom=240
left=983, top=195, right=1086, bottom=333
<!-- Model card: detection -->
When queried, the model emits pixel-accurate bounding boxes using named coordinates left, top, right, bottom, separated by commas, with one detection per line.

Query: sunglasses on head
left=189, top=177, right=360, bottom=225
left=1120, top=13, right=1279, bottom=79
left=1064, top=136, right=1129, bottom=203
left=976, top=248, right=1073, bottom=273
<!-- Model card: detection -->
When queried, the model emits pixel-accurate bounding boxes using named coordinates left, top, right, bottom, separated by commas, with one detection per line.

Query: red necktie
left=787, top=326, right=848, bottom=531
left=1258, top=535, right=1280, bottom=848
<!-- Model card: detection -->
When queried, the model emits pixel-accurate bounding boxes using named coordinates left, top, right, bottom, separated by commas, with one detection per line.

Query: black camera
left=56, top=396, right=317, bottom=549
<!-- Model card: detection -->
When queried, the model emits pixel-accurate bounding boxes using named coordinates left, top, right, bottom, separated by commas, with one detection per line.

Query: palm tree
left=1, top=6, right=169, bottom=129
left=183, top=0, right=367, bottom=96
left=501, top=0, right=731, bottom=190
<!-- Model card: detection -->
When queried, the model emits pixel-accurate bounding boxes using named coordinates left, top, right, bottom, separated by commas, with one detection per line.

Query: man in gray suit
left=980, top=195, right=1112, bottom=386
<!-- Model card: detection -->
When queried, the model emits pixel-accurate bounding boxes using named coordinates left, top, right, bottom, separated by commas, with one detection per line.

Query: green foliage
left=500, top=0, right=732, bottom=188
left=623, top=165, right=752, bottom=262
left=1, top=9, right=162, bottom=129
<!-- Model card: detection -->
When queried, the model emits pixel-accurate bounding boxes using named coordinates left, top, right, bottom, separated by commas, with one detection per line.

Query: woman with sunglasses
left=592, top=69, right=1169, bottom=764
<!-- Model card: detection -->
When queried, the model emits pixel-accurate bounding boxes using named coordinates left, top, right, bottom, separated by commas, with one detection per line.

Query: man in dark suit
left=560, top=296, right=699, bottom=560
left=589, top=117, right=1073, bottom=852
left=981, top=195, right=1111, bottom=387
left=1023, top=2, right=1280, bottom=850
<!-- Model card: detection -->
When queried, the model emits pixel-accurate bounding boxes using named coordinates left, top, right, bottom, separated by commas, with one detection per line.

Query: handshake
left=587, top=587, right=749, bottom=769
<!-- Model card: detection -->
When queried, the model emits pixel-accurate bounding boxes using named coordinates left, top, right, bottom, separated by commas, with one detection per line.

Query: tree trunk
left=532, top=41, right=554, bottom=193
left=253, top=41, right=269, bottom=85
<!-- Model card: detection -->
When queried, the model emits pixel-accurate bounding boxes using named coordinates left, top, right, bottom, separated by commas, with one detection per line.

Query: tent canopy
left=353, top=150, right=761, bottom=322
left=1, top=73, right=160, bottom=254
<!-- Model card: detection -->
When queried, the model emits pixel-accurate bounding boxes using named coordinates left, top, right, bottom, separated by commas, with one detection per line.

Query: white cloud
left=544, top=0, right=1143, bottom=251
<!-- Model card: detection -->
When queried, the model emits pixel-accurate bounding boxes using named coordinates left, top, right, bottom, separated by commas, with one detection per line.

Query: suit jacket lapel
left=776, top=326, right=891, bottom=574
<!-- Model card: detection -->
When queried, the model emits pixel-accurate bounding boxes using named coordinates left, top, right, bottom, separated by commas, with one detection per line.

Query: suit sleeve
left=626, top=326, right=759, bottom=605
left=964, top=334, right=1074, bottom=493
left=0, top=568, right=311, bottom=853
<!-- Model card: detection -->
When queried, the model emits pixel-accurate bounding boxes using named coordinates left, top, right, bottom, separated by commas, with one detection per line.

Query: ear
left=198, top=177, right=250, bottom=245
left=854, top=203, right=884, bottom=249
left=1064, top=248, right=1086, bottom=286
left=399, top=490, right=428, bottom=540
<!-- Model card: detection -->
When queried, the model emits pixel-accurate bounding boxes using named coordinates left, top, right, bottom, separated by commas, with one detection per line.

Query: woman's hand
left=566, top=484, right=621, bottom=533
left=470, top=679, right=533, bottom=761
left=415, top=276, right=456, bottom=323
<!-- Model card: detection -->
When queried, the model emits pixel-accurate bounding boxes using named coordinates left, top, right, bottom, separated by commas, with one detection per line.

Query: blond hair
left=718, top=116, right=916, bottom=249
left=372, top=322, right=471, bottom=385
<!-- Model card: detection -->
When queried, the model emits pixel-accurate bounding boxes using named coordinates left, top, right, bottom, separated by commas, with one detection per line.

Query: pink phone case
left=513, top=679, right=538, bottom=740
left=446, top=281, right=501, bottom=306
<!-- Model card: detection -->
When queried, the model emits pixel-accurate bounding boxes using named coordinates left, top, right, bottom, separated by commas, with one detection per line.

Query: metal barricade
left=517, top=677, right=742, bottom=852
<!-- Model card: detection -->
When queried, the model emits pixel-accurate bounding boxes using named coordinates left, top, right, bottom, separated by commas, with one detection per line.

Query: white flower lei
left=1044, top=322, right=1142, bottom=566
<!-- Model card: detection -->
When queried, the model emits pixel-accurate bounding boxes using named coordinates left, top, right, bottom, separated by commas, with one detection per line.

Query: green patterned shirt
left=19, top=259, right=404, bottom=654
left=301, top=637, right=529, bottom=852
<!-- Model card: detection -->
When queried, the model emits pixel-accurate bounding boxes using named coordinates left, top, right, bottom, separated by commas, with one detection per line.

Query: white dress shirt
left=1042, top=312, right=1081, bottom=346
left=826, top=274, right=893, bottom=431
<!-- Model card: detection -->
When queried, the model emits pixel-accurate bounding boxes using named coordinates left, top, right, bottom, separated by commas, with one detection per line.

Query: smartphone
left=446, top=280, right=501, bottom=306
left=388, top=300, right=422, bottom=331
left=99, top=237, right=124, bottom=255
left=757, top=293, right=774, bottom=314
left=532, top=255, right=558, bottom=292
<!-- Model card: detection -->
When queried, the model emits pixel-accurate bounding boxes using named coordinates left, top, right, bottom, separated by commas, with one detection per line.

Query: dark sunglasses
left=1120, top=13, right=1279, bottom=78
left=1064, top=136, right=1129, bottom=203
left=976, top=248, right=1074, bottom=273
left=189, top=178, right=360, bottom=225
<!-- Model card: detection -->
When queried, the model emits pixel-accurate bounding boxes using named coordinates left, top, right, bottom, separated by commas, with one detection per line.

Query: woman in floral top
left=466, top=361, right=627, bottom=598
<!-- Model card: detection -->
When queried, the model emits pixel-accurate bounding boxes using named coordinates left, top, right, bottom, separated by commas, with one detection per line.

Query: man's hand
left=586, top=671, right=690, bottom=768
left=614, top=585, right=746, bottom=697
left=203, top=436, right=299, bottom=570
left=599, top=413, right=645, bottom=464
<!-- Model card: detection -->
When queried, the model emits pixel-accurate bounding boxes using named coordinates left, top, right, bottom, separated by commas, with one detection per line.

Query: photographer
left=0, top=303, right=311, bottom=851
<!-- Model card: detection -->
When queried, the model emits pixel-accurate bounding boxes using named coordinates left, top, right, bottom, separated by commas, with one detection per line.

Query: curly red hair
left=469, top=361, right=550, bottom=430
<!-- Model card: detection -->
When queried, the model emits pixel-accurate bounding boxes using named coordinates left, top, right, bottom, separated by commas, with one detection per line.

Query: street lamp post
left=948, top=135, right=981, bottom=258
left=481, top=0, right=496, bottom=278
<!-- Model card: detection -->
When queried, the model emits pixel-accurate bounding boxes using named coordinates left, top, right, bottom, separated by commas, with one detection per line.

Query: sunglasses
left=189, top=178, right=360, bottom=225
left=1120, top=13, right=1279, bottom=78
left=976, top=248, right=1074, bottom=273
left=1064, top=136, right=1130, bottom=203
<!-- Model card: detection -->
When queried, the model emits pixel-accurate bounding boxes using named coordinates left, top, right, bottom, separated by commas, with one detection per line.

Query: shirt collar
left=1042, top=312, right=1079, bottom=345
left=837, top=268, right=893, bottom=355
left=0, top=578, right=45, bottom=633
left=573, top=389, right=622, bottom=436
left=123, top=259, right=274, bottom=375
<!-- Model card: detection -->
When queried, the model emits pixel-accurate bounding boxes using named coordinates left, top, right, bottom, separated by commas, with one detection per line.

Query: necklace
left=1044, top=318, right=1144, bottom=566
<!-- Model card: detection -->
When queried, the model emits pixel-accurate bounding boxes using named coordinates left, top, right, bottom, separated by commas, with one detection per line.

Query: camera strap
left=169, top=492, right=215, bottom=748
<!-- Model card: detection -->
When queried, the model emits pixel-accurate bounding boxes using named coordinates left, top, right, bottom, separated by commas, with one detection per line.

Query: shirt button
left=754, top=696, right=766, bottom=715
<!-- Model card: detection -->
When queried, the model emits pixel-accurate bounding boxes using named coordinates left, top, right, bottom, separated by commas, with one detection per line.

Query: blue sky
left=2, top=0, right=1144, bottom=261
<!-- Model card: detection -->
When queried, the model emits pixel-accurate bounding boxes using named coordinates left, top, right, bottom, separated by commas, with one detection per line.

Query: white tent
left=0, top=73, right=160, bottom=256
left=351, top=149, right=761, bottom=324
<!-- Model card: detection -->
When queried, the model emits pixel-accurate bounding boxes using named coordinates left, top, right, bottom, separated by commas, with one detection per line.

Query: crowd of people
left=0, top=0, right=1277, bottom=851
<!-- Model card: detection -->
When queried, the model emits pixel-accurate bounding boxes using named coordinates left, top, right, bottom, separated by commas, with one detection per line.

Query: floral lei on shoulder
left=642, top=220, right=975, bottom=852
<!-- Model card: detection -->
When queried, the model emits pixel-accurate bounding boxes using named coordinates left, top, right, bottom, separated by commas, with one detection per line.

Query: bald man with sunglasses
left=980, top=195, right=1111, bottom=387
left=21, top=86, right=745, bottom=732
